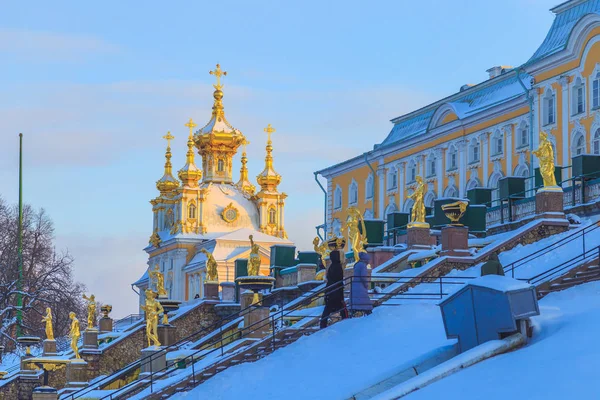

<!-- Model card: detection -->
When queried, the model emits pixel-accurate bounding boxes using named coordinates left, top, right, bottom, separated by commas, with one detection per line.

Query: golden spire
left=156, top=131, right=180, bottom=195
left=237, top=138, right=256, bottom=195
left=179, top=119, right=203, bottom=187
left=257, top=124, right=281, bottom=191
left=209, top=64, right=227, bottom=120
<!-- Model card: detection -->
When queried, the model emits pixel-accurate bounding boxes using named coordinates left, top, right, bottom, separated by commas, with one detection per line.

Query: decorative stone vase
left=441, top=200, right=469, bottom=226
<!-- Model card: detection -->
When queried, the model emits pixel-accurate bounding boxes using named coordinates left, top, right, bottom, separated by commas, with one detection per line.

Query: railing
left=112, top=314, right=143, bottom=331
left=525, top=244, right=600, bottom=286
left=385, top=225, right=407, bottom=246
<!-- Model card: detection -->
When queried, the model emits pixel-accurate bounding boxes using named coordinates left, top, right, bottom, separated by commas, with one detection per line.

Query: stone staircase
left=537, top=264, right=600, bottom=299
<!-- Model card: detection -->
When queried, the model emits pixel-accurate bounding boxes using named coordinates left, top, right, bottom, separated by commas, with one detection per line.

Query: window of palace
left=365, top=174, right=374, bottom=201
left=492, top=130, right=503, bottom=156
left=334, top=186, right=342, bottom=210
left=469, top=139, right=480, bottom=163
left=572, top=78, right=585, bottom=116
left=424, top=192, right=435, bottom=208
left=387, top=167, right=398, bottom=190
left=349, top=180, right=358, bottom=205
left=593, top=71, right=600, bottom=110
left=444, top=185, right=458, bottom=197
left=427, top=155, right=436, bottom=177
left=543, top=89, right=556, bottom=126
left=217, top=159, right=225, bottom=172
left=572, top=132, right=586, bottom=157
left=518, top=121, right=529, bottom=148
left=407, top=161, right=417, bottom=183
left=268, top=207, right=277, bottom=224
left=466, top=179, right=479, bottom=192
left=447, top=146, right=458, bottom=170
left=594, top=129, right=600, bottom=155
left=188, top=202, right=196, bottom=219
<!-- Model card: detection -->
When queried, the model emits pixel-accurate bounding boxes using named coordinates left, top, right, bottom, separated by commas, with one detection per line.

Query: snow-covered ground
left=403, top=280, right=600, bottom=400
left=172, top=304, right=453, bottom=400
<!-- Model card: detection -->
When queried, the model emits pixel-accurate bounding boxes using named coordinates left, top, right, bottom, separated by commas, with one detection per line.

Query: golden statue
left=533, top=131, right=560, bottom=190
left=407, top=176, right=430, bottom=228
left=140, top=289, right=164, bottom=348
left=41, top=307, right=54, bottom=341
left=344, top=207, right=368, bottom=263
left=313, top=237, right=330, bottom=266
left=200, top=248, right=219, bottom=282
left=69, top=312, right=81, bottom=359
left=248, top=235, right=261, bottom=276
left=149, top=265, right=168, bottom=297
left=82, top=294, right=96, bottom=329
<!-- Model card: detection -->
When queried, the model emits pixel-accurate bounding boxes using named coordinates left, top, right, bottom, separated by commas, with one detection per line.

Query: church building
left=316, top=0, right=600, bottom=239
left=134, top=64, right=291, bottom=304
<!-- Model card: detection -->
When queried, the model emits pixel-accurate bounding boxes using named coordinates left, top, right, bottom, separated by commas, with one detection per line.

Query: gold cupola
left=156, top=131, right=180, bottom=195
left=256, top=124, right=282, bottom=191
left=195, top=64, right=246, bottom=184
left=236, top=138, right=256, bottom=196
left=178, top=118, right=203, bottom=187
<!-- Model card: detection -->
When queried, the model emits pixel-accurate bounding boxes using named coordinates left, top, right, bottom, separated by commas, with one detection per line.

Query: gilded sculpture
left=533, top=131, right=560, bottom=190
left=248, top=235, right=261, bottom=276
left=313, top=236, right=330, bottom=266
left=344, top=207, right=368, bottom=263
left=69, top=312, right=81, bottom=359
left=149, top=265, right=168, bottom=297
left=200, top=248, right=219, bottom=282
left=82, top=294, right=96, bottom=329
left=41, top=307, right=54, bottom=341
left=140, top=289, right=164, bottom=348
left=407, top=176, right=429, bottom=228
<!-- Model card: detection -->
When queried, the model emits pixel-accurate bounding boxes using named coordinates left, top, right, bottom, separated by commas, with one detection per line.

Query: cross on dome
left=209, top=64, right=227, bottom=89
left=162, top=131, right=175, bottom=148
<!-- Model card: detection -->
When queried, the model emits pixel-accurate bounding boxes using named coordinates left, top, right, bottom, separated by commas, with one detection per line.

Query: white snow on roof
left=467, top=275, right=533, bottom=292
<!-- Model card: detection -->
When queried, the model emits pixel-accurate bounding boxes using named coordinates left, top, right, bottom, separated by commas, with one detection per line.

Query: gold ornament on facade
left=407, top=175, right=430, bottom=229
left=69, top=312, right=81, bottom=359
left=248, top=235, right=262, bottom=276
left=41, top=307, right=54, bottom=341
left=82, top=294, right=96, bottom=329
left=183, top=218, right=199, bottom=234
left=149, top=232, right=161, bottom=248
left=149, top=265, right=168, bottom=297
left=200, top=248, right=219, bottom=282
left=345, top=207, right=368, bottom=263
left=533, top=131, right=561, bottom=192
left=222, top=202, right=239, bottom=223
left=156, top=131, right=180, bottom=195
left=140, top=289, right=164, bottom=348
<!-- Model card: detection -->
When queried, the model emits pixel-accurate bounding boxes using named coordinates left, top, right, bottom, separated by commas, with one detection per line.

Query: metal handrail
left=526, top=244, right=600, bottom=286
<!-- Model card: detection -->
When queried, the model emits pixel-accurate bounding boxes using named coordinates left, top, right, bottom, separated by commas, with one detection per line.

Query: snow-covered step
left=574, top=269, right=600, bottom=278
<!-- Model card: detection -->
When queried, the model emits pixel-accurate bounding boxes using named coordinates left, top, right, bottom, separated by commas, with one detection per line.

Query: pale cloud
left=0, top=29, right=119, bottom=61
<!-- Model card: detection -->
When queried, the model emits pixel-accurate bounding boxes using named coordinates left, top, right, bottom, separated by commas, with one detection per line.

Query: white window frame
left=572, top=132, right=586, bottom=157
left=592, top=71, right=600, bottom=110
left=333, top=186, right=342, bottom=210
left=572, top=77, right=585, bottom=116
left=543, top=89, right=556, bottom=126
left=594, top=128, right=600, bottom=155
left=447, top=145, right=458, bottom=171
left=387, top=167, right=398, bottom=191
left=491, top=130, right=503, bottom=156
left=469, top=139, right=480, bottom=163
left=365, top=174, right=374, bottom=201
left=517, top=121, right=529, bottom=148
left=348, top=180, right=358, bottom=206
left=427, top=155, right=436, bottom=177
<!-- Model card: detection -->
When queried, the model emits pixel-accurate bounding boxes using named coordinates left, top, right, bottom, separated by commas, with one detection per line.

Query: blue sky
left=0, top=0, right=558, bottom=316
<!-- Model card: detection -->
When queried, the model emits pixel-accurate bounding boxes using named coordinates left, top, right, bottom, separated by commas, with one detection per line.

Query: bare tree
left=0, top=196, right=86, bottom=350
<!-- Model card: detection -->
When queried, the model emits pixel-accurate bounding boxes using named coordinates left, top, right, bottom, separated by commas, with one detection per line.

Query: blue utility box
left=439, top=275, right=539, bottom=353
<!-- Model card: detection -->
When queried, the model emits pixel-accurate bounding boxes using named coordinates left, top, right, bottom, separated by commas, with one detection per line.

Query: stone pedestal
left=441, top=225, right=470, bottom=257
left=296, top=263, right=317, bottom=284
left=203, top=281, right=220, bottom=300
left=140, top=347, right=166, bottom=375
left=367, top=247, right=396, bottom=269
left=99, top=317, right=113, bottom=333
left=536, top=188, right=564, bottom=219
left=66, top=360, right=88, bottom=387
left=32, top=386, right=58, bottom=400
left=407, top=226, right=431, bottom=249
left=82, top=329, right=99, bottom=350
left=240, top=292, right=270, bottom=338
left=157, top=324, right=177, bottom=347
left=42, top=340, right=57, bottom=357
left=220, top=282, right=236, bottom=302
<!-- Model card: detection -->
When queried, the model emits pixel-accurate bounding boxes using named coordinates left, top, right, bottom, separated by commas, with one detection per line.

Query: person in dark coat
left=481, top=253, right=505, bottom=276
left=351, top=252, right=373, bottom=315
left=320, top=250, right=348, bottom=329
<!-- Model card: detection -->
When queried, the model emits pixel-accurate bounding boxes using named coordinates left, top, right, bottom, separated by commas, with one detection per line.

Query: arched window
left=491, top=130, right=503, bottom=156
left=469, top=138, right=480, bottom=163
left=572, top=132, right=586, bottom=157
left=427, top=154, right=436, bottom=177
left=333, top=186, right=342, bottom=210
left=384, top=202, right=398, bottom=217
left=444, top=185, right=458, bottom=198
left=543, top=89, right=556, bottom=125
left=518, top=121, right=529, bottom=148
left=364, top=209, right=374, bottom=219
left=403, top=197, right=414, bottom=213
left=466, top=178, right=479, bottom=191
left=349, top=180, right=358, bottom=205
left=424, top=191, right=436, bottom=208
left=447, top=145, right=458, bottom=171
left=164, top=209, right=174, bottom=230
left=594, top=128, right=600, bottom=155
left=268, top=207, right=277, bottom=224
left=514, top=164, right=529, bottom=178
left=408, top=161, right=417, bottom=183
left=488, top=171, right=504, bottom=202
left=365, top=174, right=374, bottom=201
left=572, top=77, right=585, bottom=115
left=217, top=159, right=225, bottom=172
left=387, top=167, right=398, bottom=190
left=188, top=202, right=196, bottom=219
left=593, top=71, right=600, bottom=109
left=331, top=218, right=342, bottom=237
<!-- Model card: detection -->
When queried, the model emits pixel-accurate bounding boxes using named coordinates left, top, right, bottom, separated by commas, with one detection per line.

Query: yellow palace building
left=316, top=0, right=600, bottom=238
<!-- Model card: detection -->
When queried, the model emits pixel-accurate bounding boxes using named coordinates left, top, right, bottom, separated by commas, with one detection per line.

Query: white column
left=505, top=125, right=513, bottom=177
left=398, top=162, right=405, bottom=211
left=560, top=76, right=570, bottom=179
left=377, top=160, right=385, bottom=219
left=480, top=133, right=489, bottom=186
left=435, top=148, right=444, bottom=196
left=458, top=140, right=467, bottom=197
